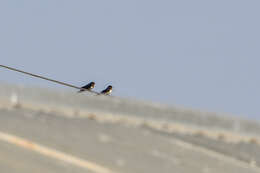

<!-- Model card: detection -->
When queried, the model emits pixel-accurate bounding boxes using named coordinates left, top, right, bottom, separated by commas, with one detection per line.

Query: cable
left=0, top=64, right=100, bottom=94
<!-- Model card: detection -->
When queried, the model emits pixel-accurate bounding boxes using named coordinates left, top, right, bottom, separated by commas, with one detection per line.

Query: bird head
left=90, top=82, right=95, bottom=88
left=107, top=85, right=112, bottom=90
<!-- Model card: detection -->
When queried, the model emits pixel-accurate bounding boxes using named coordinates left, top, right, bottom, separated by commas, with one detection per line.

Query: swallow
left=78, top=82, right=95, bottom=93
left=100, top=85, right=112, bottom=95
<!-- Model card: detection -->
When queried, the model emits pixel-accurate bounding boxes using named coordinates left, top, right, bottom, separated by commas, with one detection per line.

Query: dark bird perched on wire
left=100, top=85, right=112, bottom=95
left=78, top=82, right=95, bottom=93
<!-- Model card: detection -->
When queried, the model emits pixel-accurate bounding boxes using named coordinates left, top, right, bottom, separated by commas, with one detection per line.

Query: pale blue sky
left=0, top=0, right=259, bottom=119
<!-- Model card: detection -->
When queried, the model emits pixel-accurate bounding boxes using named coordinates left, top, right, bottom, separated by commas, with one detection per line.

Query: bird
left=78, top=82, right=95, bottom=93
left=100, top=85, right=112, bottom=95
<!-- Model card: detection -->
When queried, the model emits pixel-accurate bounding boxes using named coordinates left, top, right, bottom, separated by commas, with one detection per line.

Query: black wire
left=0, top=64, right=100, bottom=95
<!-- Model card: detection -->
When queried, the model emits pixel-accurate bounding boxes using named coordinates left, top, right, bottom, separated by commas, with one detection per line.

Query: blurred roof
left=0, top=83, right=259, bottom=173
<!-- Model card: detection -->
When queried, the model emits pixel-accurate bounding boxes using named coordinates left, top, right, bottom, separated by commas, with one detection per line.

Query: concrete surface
left=0, top=83, right=259, bottom=173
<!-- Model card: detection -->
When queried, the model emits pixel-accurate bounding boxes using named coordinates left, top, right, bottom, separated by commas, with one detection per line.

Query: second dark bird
left=78, top=82, right=95, bottom=93
left=100, top=85, right=113, bottom=95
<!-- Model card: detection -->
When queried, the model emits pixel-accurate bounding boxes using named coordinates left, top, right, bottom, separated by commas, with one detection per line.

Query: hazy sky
left=0, top=0, right=259, bottom=119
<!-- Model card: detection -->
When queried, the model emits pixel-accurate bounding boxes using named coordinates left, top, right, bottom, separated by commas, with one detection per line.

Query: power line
left=0, top=64, right=100, bottom=95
